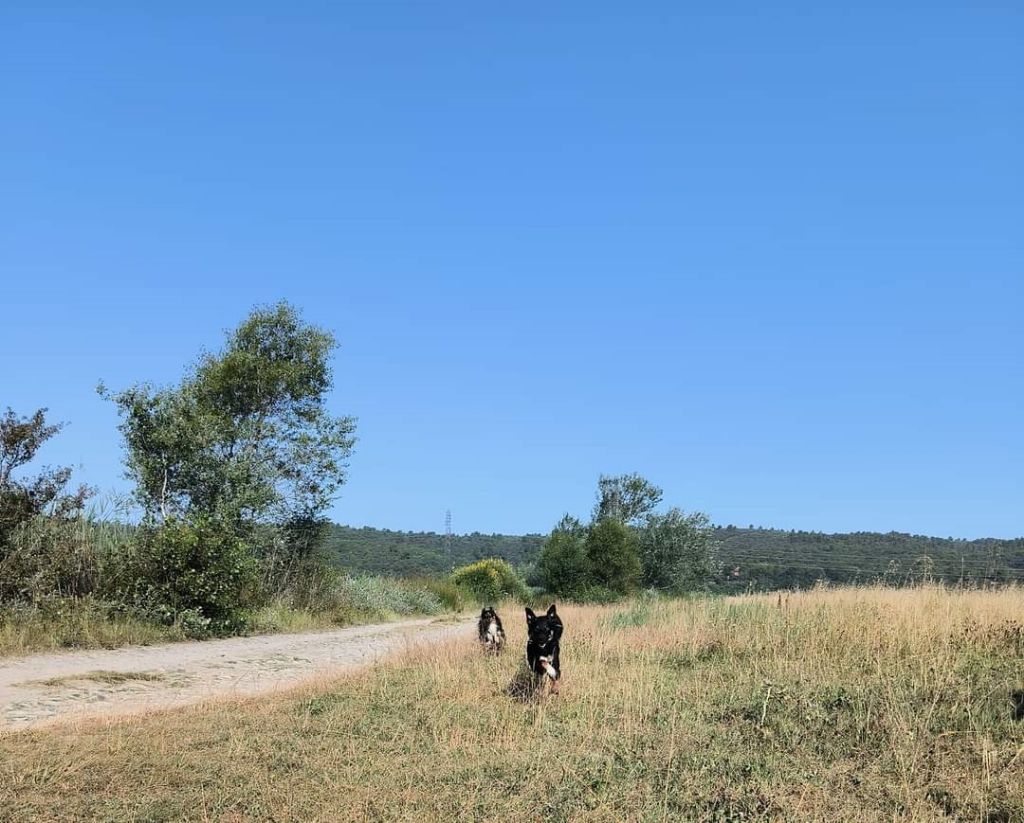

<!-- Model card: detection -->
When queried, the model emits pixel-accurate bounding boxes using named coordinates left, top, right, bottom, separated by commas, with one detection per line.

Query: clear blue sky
left=2, top=3, right=1021, bottom=538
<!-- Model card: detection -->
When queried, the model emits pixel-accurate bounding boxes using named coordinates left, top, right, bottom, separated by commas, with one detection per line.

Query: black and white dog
left=525, top=604, right=563, bottom=694
left=478, top=606, right=506, bottom=653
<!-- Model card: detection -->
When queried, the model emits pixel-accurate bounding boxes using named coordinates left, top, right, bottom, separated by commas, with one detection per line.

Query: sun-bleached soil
left=0, top=616, right=471, bottom=731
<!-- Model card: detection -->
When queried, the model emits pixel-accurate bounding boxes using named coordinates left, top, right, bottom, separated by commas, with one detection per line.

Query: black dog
left=525, top=604, right=563, bottom=694
left=478, top=606, right=506, bottom=653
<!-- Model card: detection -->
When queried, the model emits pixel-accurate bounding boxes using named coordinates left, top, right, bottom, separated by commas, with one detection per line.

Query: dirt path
left=0, top=617, right=472, bottom=731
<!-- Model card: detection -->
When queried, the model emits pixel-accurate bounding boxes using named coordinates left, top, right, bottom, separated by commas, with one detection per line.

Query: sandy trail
left=0, top=617, right=471, bottom=731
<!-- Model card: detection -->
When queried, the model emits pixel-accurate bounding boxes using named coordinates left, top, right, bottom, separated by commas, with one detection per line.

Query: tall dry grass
left=2, top=585, right=1022, bottom=821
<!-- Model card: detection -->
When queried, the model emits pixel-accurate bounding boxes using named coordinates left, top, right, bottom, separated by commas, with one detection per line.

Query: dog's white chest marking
left=484, top=621, right=501, bottom=646
left=539, top=656, right=557, bottom=679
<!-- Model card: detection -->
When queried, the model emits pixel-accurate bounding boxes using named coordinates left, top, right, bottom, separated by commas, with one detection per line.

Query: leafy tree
left=104, top=302, right=353, bottom=539
left=0, top=408, right=89, bottom=562
left=538, top=514, right=590, bottom=597
left=0, top=408, right=95, bottom=601
left=103, top=302, right=355, bottom=534
left=102, top=302, right=356, bottom=621
left=585, top=517, right=641, bottom=594
left=593, top=473, right=663, bottom=527
left=639, top=508, right=719, bottom=592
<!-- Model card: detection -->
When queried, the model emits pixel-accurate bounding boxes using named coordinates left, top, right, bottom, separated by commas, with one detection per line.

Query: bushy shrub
left=123, top=516, right=259, bottom=636
left=450, top=558, right=530, bottom=604
left=0, top=514, right=102, bottom=603
left=403, top=577, right=467, bottom=611
left=336, top=575, right=443, bottom=618
left=259, top=551, right=342, bottom=613
left=0, top=408, right=98, bottom=603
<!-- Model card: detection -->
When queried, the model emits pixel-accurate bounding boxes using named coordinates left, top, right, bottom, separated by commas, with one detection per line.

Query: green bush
left=538, top=515, right=590, bottom=598
left=0, top=514, right=102, bottom=603
left=336, top=574, right=443, bottom=617
left=123, top=516, right=259, bottom=637
left=403, top=576, right=467, bottom=611
left=258, top=551, right=343, bottom=613
left=586, top=518, right=641, bottom=594
left=450, top=558, right=530, bottom=604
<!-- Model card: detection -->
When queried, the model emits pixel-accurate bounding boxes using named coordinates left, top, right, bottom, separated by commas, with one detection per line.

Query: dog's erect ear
left=525, top=607, right=536, bottom=624
left=481, top=608, right=489, bottom=618
left=546, top=604, right=557, bottom=617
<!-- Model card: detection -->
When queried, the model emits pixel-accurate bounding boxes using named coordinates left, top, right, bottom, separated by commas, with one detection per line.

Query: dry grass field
left=2, top=586, right=1022, bottom=821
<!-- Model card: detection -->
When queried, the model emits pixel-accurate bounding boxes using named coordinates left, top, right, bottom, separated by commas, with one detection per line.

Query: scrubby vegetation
left=537, top=474, right=720, bottom=599
left=0, top=304, right=450, bottom=655
left=449, top=558, right=530, bottom=604
left=3, top=586, right=1021, bottom=821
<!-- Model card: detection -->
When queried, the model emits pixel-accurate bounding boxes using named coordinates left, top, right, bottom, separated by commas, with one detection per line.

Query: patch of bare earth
left=0, top=617, right=471, bottom=730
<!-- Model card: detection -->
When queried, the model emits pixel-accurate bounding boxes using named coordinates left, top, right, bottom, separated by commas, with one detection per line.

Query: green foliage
left=0, top=408, right=92, bottom=597
left=403, top=577, right=468, bottom=611
left=593, top=472, right=663, bottom=526
left=258, top=549, right=342, bottom=613
left=569, top=584, right=621, bottom=604
left=714, top=527, right=1024, bottom=591
left=322, top=525, right=543, bottom=577
left=0, top=596, right=185, bottom=656
left=537, top=515, right=590, bottom=598
left=585, top=518, right=642, bottom=594
left=325, top=521, right=1023, bottom=595
left=336, top=575, right=443, bottom=618
left=125, top=516, right=259, bottom=637
left=102, top=301, right=355, bottom=556
left=450, top=558, right=530, bottom=604
left=639, top=508, right=720, bottom=592
left=99, top=302, right=357, bottom=628
left=0, top=514, right=100, bottom=602
left=537, top=475, right=714, bottom=599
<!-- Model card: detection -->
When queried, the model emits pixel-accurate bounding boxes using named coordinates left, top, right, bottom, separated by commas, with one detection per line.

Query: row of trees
left=537, top=473, right=719, bottom=599
left=1, top=302, right=356, bottom=633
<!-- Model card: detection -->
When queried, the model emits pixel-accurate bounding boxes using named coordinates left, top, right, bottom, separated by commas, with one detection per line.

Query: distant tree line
left=714, top=526, right=1024, bottom=591
left=322, top=526, right=544, bottom=577
left=322, top=522, right=1024, bottom=593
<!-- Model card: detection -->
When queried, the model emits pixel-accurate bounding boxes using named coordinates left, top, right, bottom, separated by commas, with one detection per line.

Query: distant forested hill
left=323, top=525, right=544, bottom=577
left=325, top=523, right=1024, bottom=590
left=715, top=527, right=1024, bottom=591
